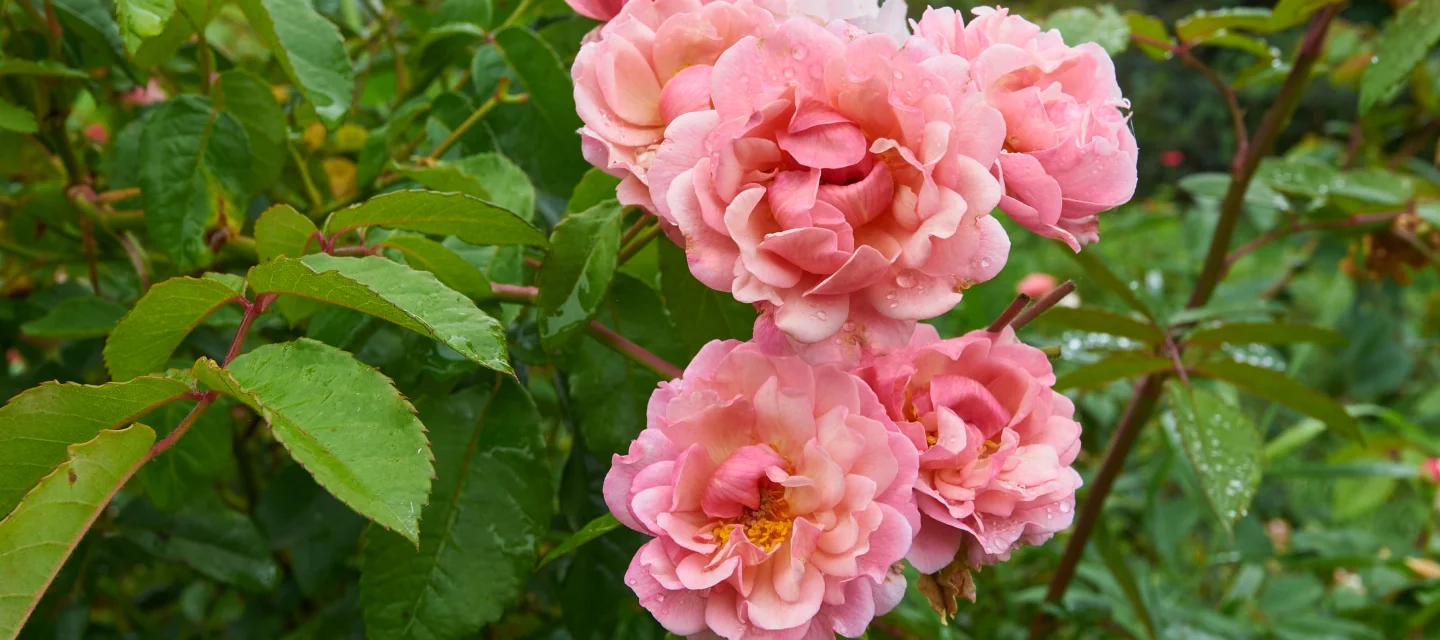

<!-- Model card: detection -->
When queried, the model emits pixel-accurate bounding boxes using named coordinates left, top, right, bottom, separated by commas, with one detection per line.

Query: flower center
left=713, top=481, right=792, bottom=551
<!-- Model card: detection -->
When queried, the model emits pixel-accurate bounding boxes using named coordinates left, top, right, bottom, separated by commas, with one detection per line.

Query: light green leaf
left=1054, top=355, right=1173, bottom=391
left=1270, top=0, right=1344, bottom=31
left=140, top=95, right=252, bottom=271
left=0, top=425, right=155, bottom=639
left=378, top=235, right=494, bottom=301
left=118, top=0, right=176, bottom=52
left=396, top=153, right=536, bottom=221
left=1330, top=168, right=1415, bottom=209
left=1166, top=383, right=1262, bottom=533
left=492, top=26, right=581, bottom=133
left=1065, top=250, right=1153, bottom=318
left=215, top=70, right=287, bottom=194
left=536, top=200, right=624, bottom=350
left=1185, top=322, right=1344, bottom=347
left=537, top=513, right=621, bottom=570
left=21, top=296, right=127, bottom=339
left=0, top=59, right=89, bottom=78
left=255, top=204, right=320, bottom=262
left=1359, top=0, right=1440, bottom=114
left=658, top=239, right=755, bottom=356
left=104, top=276, right=244, bottom=381
left=1254, top=157, right=1341, bottom=198
left=1045, top=5, right=1129, bottom=55
left=1263, top=418, right=1326, bottom=461
left=565, top=169, right=622, bottom=215
left=1125, top=12, right=1173, bottom=60
left=361, top=375, right=553, bottom=639
left=0, top=98, right=37, bottom=134
left=1029, top=306, right=1164, bottom=344
left=324, top=190, right=546, bottom=247
left=193, top=339, right=434, bottom=543
left=1190, top=32, right=1277, bottom=59
left=1175, top=8, right=1275, bottom=41
left=0, top=376, right=190, bottom=518
left=1192, top=359, right=1362, bottom=443
left=247, top=254, right=511, bottom=373
left=133, top=0, right=221, bottom=71
left=236, top=0, right=355, bottom=128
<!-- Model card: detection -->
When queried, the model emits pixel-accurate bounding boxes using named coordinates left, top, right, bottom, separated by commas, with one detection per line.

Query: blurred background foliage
left=1, top=0, right=1438, bottom=639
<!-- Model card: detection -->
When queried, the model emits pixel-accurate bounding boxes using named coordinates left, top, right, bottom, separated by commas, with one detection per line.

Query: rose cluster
left=570, top=0, right=1136, bottom=636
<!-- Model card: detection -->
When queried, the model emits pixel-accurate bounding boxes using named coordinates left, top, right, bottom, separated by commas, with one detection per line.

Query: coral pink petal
left=659, top=65, right=715, bottom=124
left=906, top=513, right=966, bottom=573
left=701, top=444, right=787, bottom=518
left=806, top=245, right=893, bottom=296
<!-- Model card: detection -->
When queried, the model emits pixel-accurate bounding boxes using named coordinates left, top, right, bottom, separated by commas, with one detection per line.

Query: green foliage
left=21, top=296, right=127, bottom=339
left=538, top=513, right=621, bottom=570
left=236, top=0, right=355, bottom=128
left=104, top=275, right=244, bottom=380
left=1046, top=5, right=1129, bottom=55
left=1359, top=0, right=1440, bottom=114
left=535, top=200, right=624, bottom=351
left=323, top=190, right=547, bottom=247
left=1166, top=383, right=1263, bottom=533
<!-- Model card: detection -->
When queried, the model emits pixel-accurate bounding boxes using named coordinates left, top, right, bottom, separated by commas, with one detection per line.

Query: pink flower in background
left=120, top=79, right=167, bottom=106
left=917, top=6, right=1137, bottom=251
left=1015, top=272, right=1056, bottom=298
left=83, top=123, right=109, bottom=146
left=605, top=339, right=919, bottom=638
left=853, top=324, right=1081, bottom=571
left=567, top=0, right=627, bottom=21
left=1159, top=149, right=1184, bottom=167
left=648, top=17, right=1009, bottom=360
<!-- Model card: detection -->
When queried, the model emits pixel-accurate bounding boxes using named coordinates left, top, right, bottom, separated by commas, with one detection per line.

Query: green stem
left=197, top=28, right=213, bottom=95
left=426, top=92, right=500, bottom=161
left=288, top=141, right=325, bottom=213
left=617, top=223, right=662, bottom=265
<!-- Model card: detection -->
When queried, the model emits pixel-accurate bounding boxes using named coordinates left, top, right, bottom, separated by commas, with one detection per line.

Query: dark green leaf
left=236, top=0, right=355, bottom=128
left=53, top=0, right=134, bottom=78
left=21, top=296, right=127, bottom=339
left=117, top=495, right=281, bottom=591
left=193, top=339, right=434, bottom=543
left=324, top=190, right=546, bottom=247
left=1053, top=355, right=1173, bottom=391
left=139, top=95, right=252, bottom=271
left=1166, top=383, right=1262, bottom=533
left=1094, top=520, right=1158, bottom=640
left=1066, top=249, right=1153, bottom=318
left=138, top=400, right=235, bottom=511
left=255, top=462, right=365, bottom=597
left=1045, top=5, right=1129, bottom=55
left=104, top=275, right=244, bottom=381
left=1359, top=0, right=1440, bottom=114
left=378, top=235, right=494, bottom=301
left=395, top=153, right=536, bottom=221
left=1030, top=306, right=1164, bottom=344
left=0, top=59, right=89, bottom=78
left=1192, top=359, right=1362, bottom=443
left=0, top=425, right=155, bottom=638
left=536, top=200, right=623, bottom=350
left=361, top=375, right=554, bottom=639
left=537, top=513, right=621, bottom=570
left=247, top=254, right=510, bottom=373
left=215, top=70, right=288, bottom=194
left=1185, top=322, right=1344, bottom=347
left=255, top=204, right=320, bottom=262
left=0, top=98, right=38, bottom=133
left=0, top=376, right=190, bottom=517
left=491, top=26, right=581, bottom=134
left=565, top=169, right=622, bottom=215
left=658, top=239, right=755, bottom=355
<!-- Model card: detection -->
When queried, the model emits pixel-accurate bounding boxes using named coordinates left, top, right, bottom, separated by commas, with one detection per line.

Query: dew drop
left=628, top=578, right=638, bottom=586
left=886, top=291, right=897, bottom=300
left=1059, top=503, right=1070, bottom=513
left=792, top=46, right=807, bottom=60
left=896, top=273, right=916, bottom=288
left=889, top=301, right=899, bottom=308
left=894, top=70, right=904, bottom=80
left=842, top=322, right=856, bottom=331
left=783, top=68, right=795, bottom=80
left=979, top=258, right=991, bottom=269
left=814, top=311, right=828, bottom=321
left=655, top=594, right=665, bottom=603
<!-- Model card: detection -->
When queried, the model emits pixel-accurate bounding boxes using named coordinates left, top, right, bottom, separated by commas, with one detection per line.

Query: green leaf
left=1125, top=12, right=1173, bottom=60
left=116, top=495, right=281, bottom=591
left=1053, top=355, right=1173, bottom=391
left=0, top=98, right=37, bottom=134
left=0, top=424, right=155, bottom=639
left=104, top=276, right=244, bottom=381
left=537, top=513, right=621, bottom=570
left=1185, top=322, right=1344, bottom=347
left=1359, top=0, right=1440, bottom=114
left=658, top=239, right=755, bottom=356
left=0, top=59, right=89, bottom=78
left=1045, top=5, right=1129, bottom=56
left=215, top=70, right=288, bottom=194
left=1190, top=32, right=1277, bottom=59
left=1192, top=359, right=1362, bottom=443
left=193, top=339, right=434, bottom=543
left=1331, top=168, right=1414, bottom=209
left=247, top=254, right=511, bottom=373
left=1065, top=249, right=1153, bottom=318
left=138, top=401, right=235, bottom=511
left=361, top=376, right=554, bottom=639
left=21, top=296, right=127, bottom=339
left=1029, top=306, right=1164, bottom=344
left=378, top=235, right=494, bottom=301
left=536, top=200, right=624, bottom=350
left=132, top=0, right=220, bottom=70
left=236, top=0, right=355, bottom=128
left=491, top=26, right=581, bottom=134
left=1093, top=520, right=1158, bottom=640
left=140, top=95, right=252, bottom=271
left=1175, top=8, right=1275, bottom=41
left=324, top=190, right=546, bottom=247
left=1254, top=157, right=1341, bottom=198
left=53, top=0, right=135, bottom=79
left=254, top=462, right=365, bottom=597
left=1165, top=383, right=1262, bottom=533
left=565, top=169, right=622, bottom=215
left=255, top=204, right=320, bottom=262
left=117, top=0, right=176, bottom=52
left=1270, top=0, right=1344, bottom=31
left=0, top=376, right=190, bottom=518
left=395, top=153, right=536, bottom=221
left=1263, top=418, right=1326, bottom=461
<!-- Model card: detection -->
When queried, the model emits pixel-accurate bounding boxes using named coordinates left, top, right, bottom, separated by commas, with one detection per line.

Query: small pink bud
left=84, top=123, right=109, bottom=145
left=1017, top=273, right=1058, bottom=298
left=1422, top=458, right=1440, bottom=483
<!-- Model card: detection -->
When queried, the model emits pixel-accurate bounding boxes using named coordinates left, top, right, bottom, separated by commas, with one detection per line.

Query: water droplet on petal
left=814, top=311, right=827, bottom=321
left=792, top=46, right=807, bottom=60
left=896, top=273, right=916, bottom=288
left=842, top=322, right=856, bottom=331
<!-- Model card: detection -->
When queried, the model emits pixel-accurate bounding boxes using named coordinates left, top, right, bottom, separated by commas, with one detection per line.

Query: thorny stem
left=1011, top=280, right=1076, bottom=330
left=1031, top=8, right=1342, bottom=637
left=986, top=293, right=1032, bottom=333
left=1225, top=210, right=1405, bottom=269
left=146, top=394, right=218, bottom=460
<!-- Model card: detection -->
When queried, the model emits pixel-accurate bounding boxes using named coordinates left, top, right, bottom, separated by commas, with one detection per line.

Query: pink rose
left=120, top=79, right=167, bottom=106
left=1015, top=272, right=1056, bottom=298
left=648, top=17, right=1010, bottom=359
left=568, top=0, right=626, bottom=21
left=605, top=339, right=919, bottom=638
left=916, top=6, right=1138, bottom=250
left=84, top=123, right=110, bottom=146
left=853, top=324, right=1081, bottom=571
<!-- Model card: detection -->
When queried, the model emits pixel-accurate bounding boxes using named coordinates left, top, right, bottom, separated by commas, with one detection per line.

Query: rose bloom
left=566, top=0, right=906, bottom=33
left=637, top=16, right=1009, bottom=359
left=1015, top=272, right=1056, bottom=298
left=915, top=6, right=1138, bottom=250
left=120, top=79, right=167, bottom=106
left=853, top=324, right=1081, bottom=571
left=605, top=339, right=920, bottom=638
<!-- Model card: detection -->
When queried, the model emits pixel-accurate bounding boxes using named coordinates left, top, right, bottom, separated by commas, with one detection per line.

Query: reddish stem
left=1011, top=280, right=1077, bottom=330
left=224, top=293, right=276, bottom=366
left=1225, top=210, right=1404, bottom=269
left=146, top=393, right=218, bottom=459
left=587, top=321, right=683, bottom=379
left=986, top=294, right=1032, bottom=333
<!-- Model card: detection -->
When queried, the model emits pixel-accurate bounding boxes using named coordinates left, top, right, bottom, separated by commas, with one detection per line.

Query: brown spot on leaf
left=67, top=469, right=77, bottom=484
